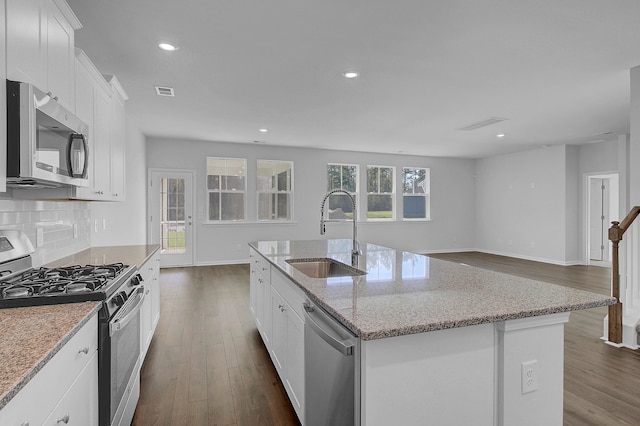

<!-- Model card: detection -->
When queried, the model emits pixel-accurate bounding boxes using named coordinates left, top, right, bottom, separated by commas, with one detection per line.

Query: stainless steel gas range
left=0, top=230, right=144, bottom=426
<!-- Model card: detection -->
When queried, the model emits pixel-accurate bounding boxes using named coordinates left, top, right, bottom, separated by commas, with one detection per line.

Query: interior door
left=149, top=170, right=194, bottom=267
left=589, top=178, right=610, bottom=262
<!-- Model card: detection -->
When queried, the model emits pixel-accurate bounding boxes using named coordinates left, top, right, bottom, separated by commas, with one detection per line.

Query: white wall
left=146, top=137, right=477, bottom=265
left=89, top=118, right=147, bottom=246
left=475, top=145, right=574, bottom=265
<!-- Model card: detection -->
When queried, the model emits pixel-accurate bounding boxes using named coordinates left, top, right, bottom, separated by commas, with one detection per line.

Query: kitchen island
left=250, top=239, right=615, bottom=426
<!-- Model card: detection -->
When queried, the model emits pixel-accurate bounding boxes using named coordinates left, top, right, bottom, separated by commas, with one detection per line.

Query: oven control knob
left=114, top=292, right=128, bottom=307
left=131, top=274, right=143, bottom=286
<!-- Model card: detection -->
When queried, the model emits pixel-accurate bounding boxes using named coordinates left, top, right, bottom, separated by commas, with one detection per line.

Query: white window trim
left=206, top=156, right=247, bottom=222
left=327, top=163, right=359, bottom=221
left=402, top=167, right=431, bottom=222
left=256, top=159, right=295, bottom=222
left=366, top=165, right=396, bottom=221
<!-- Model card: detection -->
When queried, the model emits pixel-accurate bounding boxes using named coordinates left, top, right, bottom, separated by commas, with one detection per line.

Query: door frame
left=583, top=171, right=619, bottom=266
left=147, top=168, right=196, bottom=267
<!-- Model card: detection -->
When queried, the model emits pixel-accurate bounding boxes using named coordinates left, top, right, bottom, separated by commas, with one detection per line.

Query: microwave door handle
left=66, top=133, right=88, bottom=178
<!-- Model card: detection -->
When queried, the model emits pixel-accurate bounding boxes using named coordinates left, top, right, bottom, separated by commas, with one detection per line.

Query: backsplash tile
left=0, top=199, right=91, bottom=266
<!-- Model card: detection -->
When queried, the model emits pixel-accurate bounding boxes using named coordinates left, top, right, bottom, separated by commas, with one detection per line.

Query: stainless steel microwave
left=6, top=80, right=90, bottom=188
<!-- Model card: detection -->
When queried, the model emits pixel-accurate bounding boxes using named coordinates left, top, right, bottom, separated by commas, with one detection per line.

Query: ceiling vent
left=155, top=86, right=175, bottom=97
left=459, top=117, right=508, bottom=131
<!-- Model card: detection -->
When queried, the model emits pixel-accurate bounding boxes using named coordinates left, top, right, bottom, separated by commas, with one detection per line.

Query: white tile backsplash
left=0, top=199, right=91, bottom=266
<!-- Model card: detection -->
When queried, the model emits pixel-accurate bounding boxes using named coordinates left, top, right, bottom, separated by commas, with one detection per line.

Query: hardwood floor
left=132, top=253, right=640, bottom=426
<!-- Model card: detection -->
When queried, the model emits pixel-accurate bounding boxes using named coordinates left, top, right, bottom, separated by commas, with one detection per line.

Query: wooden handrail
left=608, top=206, right=640, bottom=344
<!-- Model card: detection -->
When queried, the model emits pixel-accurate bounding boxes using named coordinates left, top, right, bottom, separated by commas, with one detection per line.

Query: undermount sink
left=285, top=258, right=366, bottom=279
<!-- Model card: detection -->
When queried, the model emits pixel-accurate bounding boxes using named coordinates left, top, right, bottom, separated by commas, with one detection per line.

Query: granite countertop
left=0, top=244, right=160, bottom=411
left=0, top=302, right=100, bottom=410
left=250, top=239, right=617, bottom=340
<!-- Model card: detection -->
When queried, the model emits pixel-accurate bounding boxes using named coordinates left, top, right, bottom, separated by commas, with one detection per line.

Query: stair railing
left=608, top=206, right=640, bottom=343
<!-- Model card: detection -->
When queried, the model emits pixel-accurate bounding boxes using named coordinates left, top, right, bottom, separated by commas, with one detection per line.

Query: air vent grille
left=459, top=117, right=508, bottom=131
left=155, top=86, right=175, bottom=97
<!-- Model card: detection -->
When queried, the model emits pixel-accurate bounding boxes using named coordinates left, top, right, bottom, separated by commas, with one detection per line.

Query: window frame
left=256, top=159, right=294, bottom=222
left=326, top=163, right=359, bottom=221
left=402, top=167, right=430, bottom=221
left=366, top=165, right=395, bottom=221
left=206, top=157, right=247, bottom=223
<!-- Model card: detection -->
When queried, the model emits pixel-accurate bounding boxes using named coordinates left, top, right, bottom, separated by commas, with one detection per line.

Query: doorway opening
left=148, top=169, right=195, bottom=267
left=586, top=173, right=618, bottom=267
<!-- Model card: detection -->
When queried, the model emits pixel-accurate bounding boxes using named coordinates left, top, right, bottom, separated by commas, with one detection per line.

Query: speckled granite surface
left=250, top=239, right=616, bottom=340
left=45, top=244, right=160, bottom=269
left=0, top=302, right=100, bottom=410
left=0, top=244, right=159, bottom=411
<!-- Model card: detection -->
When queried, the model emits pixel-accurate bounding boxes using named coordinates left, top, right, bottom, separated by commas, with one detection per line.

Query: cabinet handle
left=78, top=347, right=89, bottom=355
left=258, top=278, right=263, bottom=284
left=113, top=193, right=118, bottom=197
left=56, top=414, right=70, bottom=424
left=146, top=289, right=150, bottom=295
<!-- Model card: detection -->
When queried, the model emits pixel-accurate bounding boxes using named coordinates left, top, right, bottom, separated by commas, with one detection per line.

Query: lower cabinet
left=140, top=250, right=161, bottom=362
left=0, top=313, right=99, bottom=426
left=249, top=248, right=306, bottom=424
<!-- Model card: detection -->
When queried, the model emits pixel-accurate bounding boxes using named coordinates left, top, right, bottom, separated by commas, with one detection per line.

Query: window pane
left=221, top=193, right=245, bottom=220
left=258, top=193, right=270, bottom=220
left=209, top=192, right=220, bottom=221
left=207, top=175, right=219, bottom=190
left=277, top=193, right=290, bottom=220
left=367, top=167, right=378, bottom=193
left=380, top=167, right=393, bottom=193
left=342, top=165, right=357, bottom=192
left=328, top=194, right=354, bottom=218
left=327, top=164, right=341, bottom=190
left=403, top=195, right=426, bottom=219
left=277, top=169, right=289, bottom=191
left=224, top=175, right=245, bottom=191
left=368, top=194, right=392, bottom=219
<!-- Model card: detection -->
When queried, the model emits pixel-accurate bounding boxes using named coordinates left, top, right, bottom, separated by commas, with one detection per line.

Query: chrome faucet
left=320, top=189, right=362, bottom=263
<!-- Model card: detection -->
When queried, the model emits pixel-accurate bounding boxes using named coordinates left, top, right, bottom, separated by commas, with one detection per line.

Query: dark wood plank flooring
left=132, top=253, right=640, bottom=425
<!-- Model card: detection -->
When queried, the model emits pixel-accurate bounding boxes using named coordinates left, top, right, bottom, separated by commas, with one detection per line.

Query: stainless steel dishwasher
left=303, top=300, right=360, bottom=426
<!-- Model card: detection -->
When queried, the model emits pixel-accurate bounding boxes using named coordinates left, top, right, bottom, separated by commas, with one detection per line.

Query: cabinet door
left=270, top=288, right=286, bottom=373
left=151, top=255, right=161, bottom=329
left=46, top=0, right=75, bottom=111
left=0, top=0, right=7, bottom=192
left=93, top=85, right=112, bottom=199
left=285, top=308, right=305, bottom=418
left=140, top=285, right=152, bottom=361
left=109, top=92, right=126, bottom=200
left=249, top=261, right=258, bottom=320
left=43, top=351, right=98, bottom=426
left=6, top=0, right=47, bottom=89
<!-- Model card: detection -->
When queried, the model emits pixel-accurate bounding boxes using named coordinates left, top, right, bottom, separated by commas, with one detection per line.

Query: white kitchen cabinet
left=0, top=313, right=98, bottom=426
left=140, top=250, right=161, bottom=362
left=0, top=0, right=7, bottom=192
left=249, top=248, right=306, bottom=424
left=5, top=0, right=81, bottom=111
left=107, top=75, right=127, bottom=201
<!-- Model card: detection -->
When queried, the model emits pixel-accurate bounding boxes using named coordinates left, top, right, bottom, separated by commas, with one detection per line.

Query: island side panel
left=497, top=312, right=569, bottom=426
left=360, top=323, right=496, bottom=426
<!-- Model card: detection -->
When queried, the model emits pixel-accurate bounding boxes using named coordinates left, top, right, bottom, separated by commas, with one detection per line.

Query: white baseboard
left=194, top=259, right=250, bottom=266
left=474, top=249, right=581, bottom=267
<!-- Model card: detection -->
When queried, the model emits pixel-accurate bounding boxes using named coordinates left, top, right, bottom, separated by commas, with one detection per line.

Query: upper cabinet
left=0, top=0, right=7, bottom=193
left=5, top=0, right=81, bottom=111
left=106, top=75, right=128, bottom=201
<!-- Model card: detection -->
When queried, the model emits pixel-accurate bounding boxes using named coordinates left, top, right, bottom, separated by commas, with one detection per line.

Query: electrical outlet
left=521, top=360, right=538, bottom=394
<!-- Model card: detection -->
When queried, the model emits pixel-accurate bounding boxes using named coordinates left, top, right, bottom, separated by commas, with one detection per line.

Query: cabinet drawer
left=0, top=313, right=98, bottom=426
left=139, top=252, right=160, bottom=283
left=271, top=267, right=306, bottom=320
left=43, top=351, right=98, bottom=425
left=250, top=249, right=271, bottom=282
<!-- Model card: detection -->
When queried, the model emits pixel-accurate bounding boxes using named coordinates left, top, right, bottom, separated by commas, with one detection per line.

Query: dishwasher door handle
left=303, top=302, right=354, bottom=356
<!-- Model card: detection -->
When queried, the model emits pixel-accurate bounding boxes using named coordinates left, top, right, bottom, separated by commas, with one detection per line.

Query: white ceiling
left=66, top=0, right=640, bottom=159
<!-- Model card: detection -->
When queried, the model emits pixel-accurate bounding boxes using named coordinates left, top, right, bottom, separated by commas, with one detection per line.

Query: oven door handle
left=109, top=286, right=145, bottom=337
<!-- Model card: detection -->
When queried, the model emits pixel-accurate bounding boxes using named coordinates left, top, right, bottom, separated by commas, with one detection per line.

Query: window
left=257, top=160, right=293, bottom=221
left=160, top=177, right=186, bottom=253
left=207, top=157, right=246, bottom=221
left=326, top=163, right=358, bottom=219
left=402, top=167, right=430, bottom=220
left=367, top=166, right=394, bottom=219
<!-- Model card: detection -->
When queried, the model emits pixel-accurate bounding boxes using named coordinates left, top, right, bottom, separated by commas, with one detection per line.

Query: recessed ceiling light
left=158, top=42, right=178, bottom=51
left=343, top=71, right=359, bottom=79
left=496, top=133, right=505, bottom=138
left=258, top=128, right=268, bottom=133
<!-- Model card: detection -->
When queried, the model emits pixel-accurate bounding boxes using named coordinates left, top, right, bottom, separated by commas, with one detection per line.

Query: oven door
left=101, top=286, right=145, bottom=426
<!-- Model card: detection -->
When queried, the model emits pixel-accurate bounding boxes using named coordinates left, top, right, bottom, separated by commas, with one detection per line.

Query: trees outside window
left=206, top=157, right=246, bottom=221
left=367, top=166, right=394, bottom=219
left=402, top=167, right=430, bottom=220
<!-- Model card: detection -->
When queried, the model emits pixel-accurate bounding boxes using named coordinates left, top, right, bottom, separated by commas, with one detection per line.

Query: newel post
left=608, top=221, right=623, bottom=344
